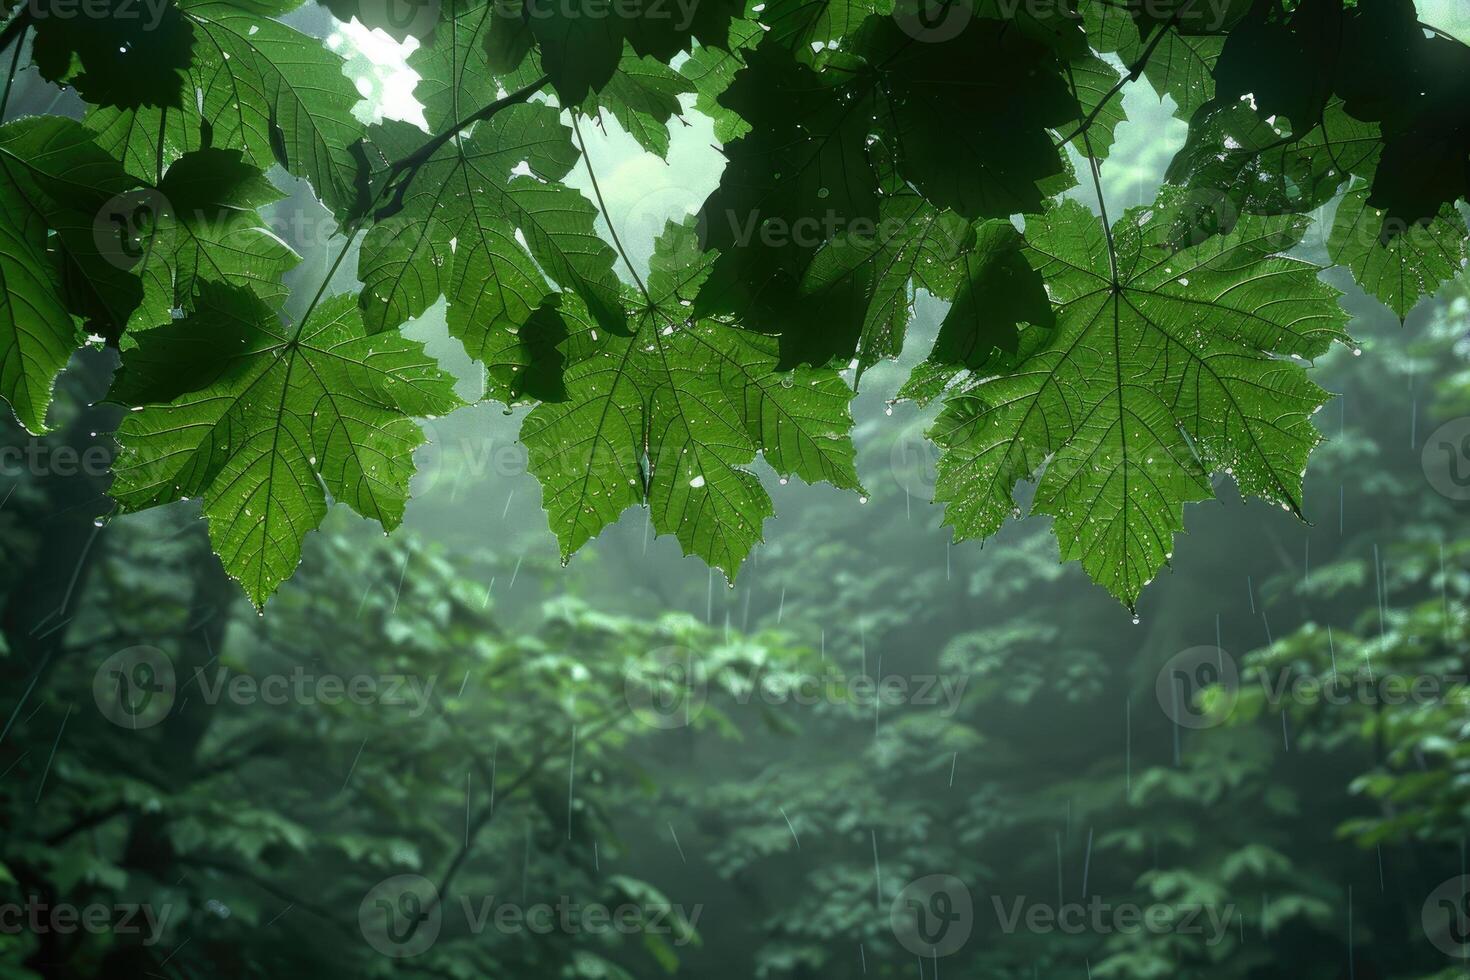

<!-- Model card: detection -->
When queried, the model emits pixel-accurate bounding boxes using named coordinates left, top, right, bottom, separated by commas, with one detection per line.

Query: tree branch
left=1054, top=12, right=1179, bottom=149
left=372, top=74, right=552, bottom=221
left=412, top=704, right=633, bottom=938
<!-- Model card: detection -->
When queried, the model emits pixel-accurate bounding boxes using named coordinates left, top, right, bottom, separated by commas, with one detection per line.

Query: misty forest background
left=4, top=3, right=1470, bottom=978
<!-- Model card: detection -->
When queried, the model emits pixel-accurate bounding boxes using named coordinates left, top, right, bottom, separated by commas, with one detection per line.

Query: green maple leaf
left=1084, top=2, right=1223, bottom=119
left=0, top=117, right=142, bottom=431
left=1208, top=0, right=1339, bottom=132
left=759, top=0, right=886, bottom=51
left=930, top=220, right=1055, bottom=368
left=866, top=16, right=1079, bottom=221
left=29, top=0, right=196, bottom=110
left=417, top=15, right=686, bottom=166
left=110, top=282, right=464, bottom=607
left=408, top=0, right=546, bottom=134
left=968, top=0, right=1088, bottom=56
left=522, top=218, right=862, bottom=578
left=355, top=102, right=625, bottom=355
left=0, top=190, right=81, bottom=436
left=680, top=20, right=762, bottom=144
left=1064, top=55, right=1128, bottom=162
left=524, top=0, right=627, bottom=105
left=1328, top=180, right=1470, bottom=322
left=85, top=105, right=193, bottom=185
left=93, top=0, right=370, bottom=216
left=1166, top=99, right=1379, bottom=242
left=502, top=0, right=739, bottom=104
left=125, top=148, right=301, bottom=329
left=795, top=195, right=970, bottom=374
left=696, top=21, right=1079, bottom=367
left=88, top=0, right=362, bottom=208
left=695, top=40, right=880, bottom=331
left=0, top=115, right=141, bottom=336
left=581, top=49, right=694, bottom=159
left=483, top=295, right=576, bottom=403
left=929, top=197, right=1350, bottom=607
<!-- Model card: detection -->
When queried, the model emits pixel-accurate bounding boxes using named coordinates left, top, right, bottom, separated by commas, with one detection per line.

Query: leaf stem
left=155, top=107, right=168, bottom=184
left=293, top=221, right=362, bottom=341
left=570, top=111, right=651, bottom=305
left=1066, top=64, right=1118, bottom=286
left=298, top=77, right=553, bottom=337
left=1055, top=12, right=1178, bottom=148
left=399, top=74, right=552, bottom=171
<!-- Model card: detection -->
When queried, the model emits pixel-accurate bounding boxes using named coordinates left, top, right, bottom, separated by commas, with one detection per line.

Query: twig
left=1055, top=13, right=1180, bottom=149
left=570, top=112, right=650, bottom=303
left=371, top=74, right=551, bottom=221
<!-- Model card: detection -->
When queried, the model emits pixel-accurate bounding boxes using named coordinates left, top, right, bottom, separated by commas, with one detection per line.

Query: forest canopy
left=0, top=0, right=1468, bottom=609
